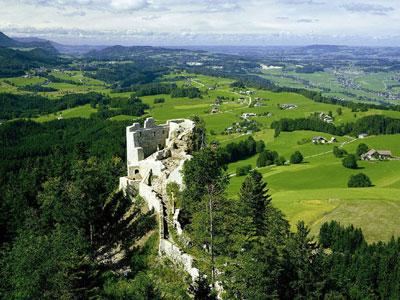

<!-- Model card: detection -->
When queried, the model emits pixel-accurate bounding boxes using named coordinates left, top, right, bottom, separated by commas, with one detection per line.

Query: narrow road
left=190, top=79, right=205, bottom=87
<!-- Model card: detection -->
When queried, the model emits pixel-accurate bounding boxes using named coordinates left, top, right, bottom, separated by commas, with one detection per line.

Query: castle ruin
left=119, top=117, right=200, bottom=281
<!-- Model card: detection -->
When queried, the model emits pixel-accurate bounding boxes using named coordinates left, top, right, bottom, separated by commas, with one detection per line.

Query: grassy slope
left=2, top=71, right=400, bottom=242
left=227, top=133, right=400, bottom=242
left=34, top=104, right=97, bottom=122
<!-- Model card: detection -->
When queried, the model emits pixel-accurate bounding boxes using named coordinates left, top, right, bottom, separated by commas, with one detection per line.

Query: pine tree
left=238, top=170, right=271, bottom=237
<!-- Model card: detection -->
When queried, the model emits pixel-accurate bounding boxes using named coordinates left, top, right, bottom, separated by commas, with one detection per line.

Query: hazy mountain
left=0, top=32, right=20, bottom=47
left=0, top=46, right=65, bottom=77
left=0, top=32, right=58, bottom=55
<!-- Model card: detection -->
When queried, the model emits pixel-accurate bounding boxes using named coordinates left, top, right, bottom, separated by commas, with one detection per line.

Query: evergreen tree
left=190, top=115, right=207, bottom=151
left=238, top=170, right=271, bottom=236
left=189, top=274, right=217, bottom=300
left=281, top=221, right=326, bottom=299
left=256, top=140, right=266, bottom=153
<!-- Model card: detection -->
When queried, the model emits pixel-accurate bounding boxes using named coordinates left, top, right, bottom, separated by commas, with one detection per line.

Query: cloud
left=62, top=10, right=87, bottom=17
left=297, top=18, right=319, bottom=23
left=109, top=0, right=148, bottom=11
left=342, top=3, right=394, bottom=15
left=176, top=0, right=242, bottom=14
left=2, top=0, right=400, bottom=46
left=279, top=0, right=325, bottom=5
left=16, top=0, right=149, bottom=12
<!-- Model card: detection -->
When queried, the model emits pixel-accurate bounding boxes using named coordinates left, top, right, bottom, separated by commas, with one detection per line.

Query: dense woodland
left=0, top=118, right=197, bottom=299
left=85, top=62, right=167, bottom=90
left=0, top=47, right=63, bottom=77
left=271, top=115, right=400, bottom=137
left=0, top=92, right=149, bottom=120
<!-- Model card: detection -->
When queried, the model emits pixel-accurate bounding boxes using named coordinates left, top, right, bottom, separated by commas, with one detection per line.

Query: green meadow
left=34, top=104, right=97, bottom=122
left=2, top=71, right=400, bottom=242
left=227, top=133, right=400, bottom=242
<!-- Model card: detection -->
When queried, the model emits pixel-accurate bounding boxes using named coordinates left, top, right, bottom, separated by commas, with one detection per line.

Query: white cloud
left=109, top=0, right=149, bottom=11
left=342, top=2, right=394, bottom=15
left=16, top=0, right=149, bottom=11
left=1, top=0, right=400, bottom=45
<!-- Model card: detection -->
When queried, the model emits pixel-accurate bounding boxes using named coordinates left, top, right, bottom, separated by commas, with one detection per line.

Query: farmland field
left=2, top=71, right=400, bottom=242
left=227, top=133, right=400, bottom=242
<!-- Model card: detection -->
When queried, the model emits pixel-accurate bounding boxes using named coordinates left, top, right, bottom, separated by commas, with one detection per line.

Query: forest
left=0, top=92, right=149, bottom=120
left=271, top=115, right=400, bottom=137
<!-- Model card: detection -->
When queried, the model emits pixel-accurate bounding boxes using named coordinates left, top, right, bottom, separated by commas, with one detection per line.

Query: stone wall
left=138, top=181, right=162, bottom=213
left=166, top=156, right=190, bottom=187
left=159, top=238, right=200, bottom=282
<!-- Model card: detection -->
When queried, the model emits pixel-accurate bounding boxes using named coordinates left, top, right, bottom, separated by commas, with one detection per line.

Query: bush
left=153, top=98, right=165, bottom=104
left=290, top=151, right=303, bottom=164
left=255, top=140, right=265, bottom=153
left=333, top=146, right=347, bottom=158
left=356, top=143, right=369, bottom=157
left=342, top=154, right=358, bottom=169
left=275, top=156, right=286, bottom=166
left=348, top=173, right=372, bottom=187
left=236, top=165, right=252, bottom=176
left=257, top=150, right=278, bottom=167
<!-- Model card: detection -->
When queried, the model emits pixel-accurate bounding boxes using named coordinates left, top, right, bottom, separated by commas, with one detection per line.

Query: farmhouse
left=358, top=133, right=368, bottom=139
left=241, top=112, right=257, bottom=119
left=319, top=112, right=334, bottom=123
left=312, top=136, right=328, bottom=144
left=361, top=149, right=393, bottom=161
left=210, top=107, right=219, bottom=114
left=280, top=103, right=298, bottom=110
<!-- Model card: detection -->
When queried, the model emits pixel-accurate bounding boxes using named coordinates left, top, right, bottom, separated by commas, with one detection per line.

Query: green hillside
left=1, top=70, right=400, bottom=243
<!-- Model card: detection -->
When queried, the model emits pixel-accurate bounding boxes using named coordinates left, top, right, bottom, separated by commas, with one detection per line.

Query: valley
left=2, top=65, right=400, bottom=242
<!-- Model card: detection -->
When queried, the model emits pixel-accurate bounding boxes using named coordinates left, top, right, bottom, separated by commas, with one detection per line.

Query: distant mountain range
left=0, top=32, right=58, bottom=54
left=0, top=31, right=107, bottom=55
left=0, top=32, right=68, bottom=77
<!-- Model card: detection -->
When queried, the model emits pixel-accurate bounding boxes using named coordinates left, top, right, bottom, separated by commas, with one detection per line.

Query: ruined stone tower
left=119, top=117, right=200, bottom=281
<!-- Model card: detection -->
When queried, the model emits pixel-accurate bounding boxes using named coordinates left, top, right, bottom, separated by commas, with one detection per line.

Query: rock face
left=120, top=117, right=200, bottom=281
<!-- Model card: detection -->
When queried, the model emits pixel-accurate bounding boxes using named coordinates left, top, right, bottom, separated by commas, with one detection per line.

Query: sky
left=1, top=0, right=400, bottom=46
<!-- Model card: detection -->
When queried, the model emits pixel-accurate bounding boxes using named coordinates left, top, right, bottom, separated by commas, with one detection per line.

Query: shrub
left=333, top=146, right=347, bottom=158
left=153, top=98, right=165, bottom=104
left=342, top=154, right=358, bottom=169
left=348, top=173, right=372, bottom=188
left=257, top=150, right=278, bottom=167
left=290, top=151, right=303, bottom=164
left=255, top=140, right=265, bottom=153
left=356, top=143, right=369, bottom=158
left=275, top=156, right=286, bottom=166
left=236, top=165, right=252, bottom=176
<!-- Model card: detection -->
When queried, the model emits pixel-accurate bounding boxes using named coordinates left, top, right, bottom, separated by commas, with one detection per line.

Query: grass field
left=2, top=70, right=400, bottom=242
left=34, top=104, right=97, bottom=122
left=227, top=132, right=400, bottom=242
left=260, top=67, right=400, bottom=105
